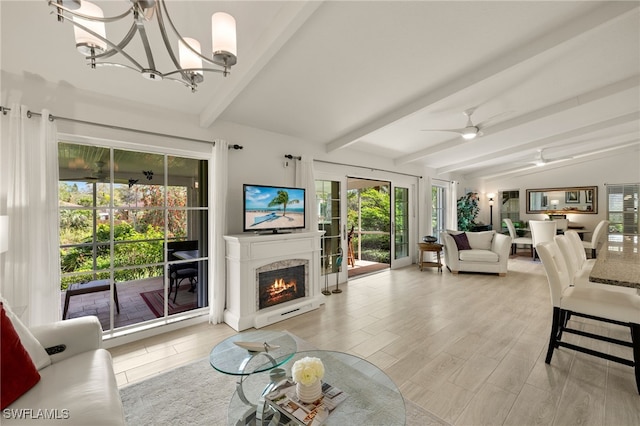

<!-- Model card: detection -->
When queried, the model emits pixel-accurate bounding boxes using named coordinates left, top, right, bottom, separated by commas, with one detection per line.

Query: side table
left=418, top=242, right=443, bottom=272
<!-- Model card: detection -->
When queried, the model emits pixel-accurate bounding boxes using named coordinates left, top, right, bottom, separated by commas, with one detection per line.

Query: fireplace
left=258, top=265, right=306, bottom=309
left=256, top=260, right=308, bottom=310
left=224, top=231, right=324, bottom=331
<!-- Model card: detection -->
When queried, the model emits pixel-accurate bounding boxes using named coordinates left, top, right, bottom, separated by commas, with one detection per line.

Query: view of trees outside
left=347, top=186, right=391, bottom=264
left=59, top=181, right=188, bottom=289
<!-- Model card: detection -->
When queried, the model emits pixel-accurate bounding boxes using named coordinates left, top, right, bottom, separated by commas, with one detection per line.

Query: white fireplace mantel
left=223, top=231, right=325, bottom=331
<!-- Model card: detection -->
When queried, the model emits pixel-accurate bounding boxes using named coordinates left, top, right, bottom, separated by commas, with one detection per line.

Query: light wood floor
left=109, top=254, right=640, bottom=425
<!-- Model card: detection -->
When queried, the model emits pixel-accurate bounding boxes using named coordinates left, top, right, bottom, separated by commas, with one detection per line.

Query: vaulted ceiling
left=1, top=1, right=639, bottom=180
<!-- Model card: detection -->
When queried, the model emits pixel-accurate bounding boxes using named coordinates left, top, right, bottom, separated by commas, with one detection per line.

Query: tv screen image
left=243, top=184, right=306, bottom=232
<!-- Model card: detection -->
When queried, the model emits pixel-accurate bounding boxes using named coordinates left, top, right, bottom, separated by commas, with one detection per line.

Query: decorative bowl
left=422, top=236, right=437, bottom=243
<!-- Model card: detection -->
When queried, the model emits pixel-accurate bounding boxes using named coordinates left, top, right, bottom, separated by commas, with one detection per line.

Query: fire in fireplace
left=258, top=265, right=306, bottom=309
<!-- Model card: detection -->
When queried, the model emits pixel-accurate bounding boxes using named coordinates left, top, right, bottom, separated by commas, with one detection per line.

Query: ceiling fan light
left=461, top=127, right=477, bottom=140
left=211, top=12, right=237, bottom=65
left=179, top=37, right=204, bottom=76
left=73, top=1, right=107, bottom=55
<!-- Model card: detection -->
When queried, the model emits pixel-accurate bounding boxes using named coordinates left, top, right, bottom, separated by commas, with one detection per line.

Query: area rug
left=139, top=289, right=197, bottom=318
left=120, top=334, right=450, bottom=426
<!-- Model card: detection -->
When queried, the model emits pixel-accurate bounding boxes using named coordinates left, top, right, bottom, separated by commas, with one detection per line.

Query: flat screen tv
left=243, top=184, right=306, bottom=233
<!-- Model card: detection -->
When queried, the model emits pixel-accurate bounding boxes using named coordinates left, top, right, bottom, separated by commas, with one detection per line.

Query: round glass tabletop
left=228, top=350, right=406, bottom=425
left=209, top=330, right=297, bottom=376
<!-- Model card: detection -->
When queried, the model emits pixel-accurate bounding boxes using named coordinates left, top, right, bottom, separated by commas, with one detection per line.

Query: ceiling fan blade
left=476, top=110, right=515, bottom=129
left=420, top=128, right=466, bottom=134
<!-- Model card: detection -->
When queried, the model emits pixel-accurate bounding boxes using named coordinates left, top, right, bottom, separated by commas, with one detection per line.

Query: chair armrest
left=492, top=233, right=512, bottom=259
left=30, top=316, right=103, bottom=363
left=440, top=232, right=459, bottom=269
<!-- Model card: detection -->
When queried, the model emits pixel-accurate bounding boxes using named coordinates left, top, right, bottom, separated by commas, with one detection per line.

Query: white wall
left=460, top=147, right=640, bottom=231
left=1, top=74, right=428, bottom=238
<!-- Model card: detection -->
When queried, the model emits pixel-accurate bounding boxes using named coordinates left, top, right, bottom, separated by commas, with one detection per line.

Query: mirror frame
left=526, top=186, right=598, bottom=214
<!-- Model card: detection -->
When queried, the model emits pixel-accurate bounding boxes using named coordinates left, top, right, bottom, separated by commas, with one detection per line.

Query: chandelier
left=49, top=0, right=237, bottom=92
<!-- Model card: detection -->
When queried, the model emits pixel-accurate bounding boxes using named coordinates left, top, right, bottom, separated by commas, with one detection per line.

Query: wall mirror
left=526, top=186, right=598, bottom=214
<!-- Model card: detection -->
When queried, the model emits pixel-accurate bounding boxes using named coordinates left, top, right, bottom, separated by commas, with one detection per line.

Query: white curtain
left=0, top=105, right=60, bottom=326
left=448, top=181, right=458, bottom=230
left=209, top=139, right=228, bottom=323
left=295, top=156, right=318, bottom=231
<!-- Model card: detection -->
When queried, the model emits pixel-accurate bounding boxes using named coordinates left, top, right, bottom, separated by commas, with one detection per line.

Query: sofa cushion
left=451, top=232, right=471, bottom=250
left=4, top=349, right=124, bottom=425
left=459, top=249, right=499, bottom=263
left=1, top=305, right=41, bottom=410
left=466, top=231, right=495, bottom=250
left=0, top=297, right=51, bottom=371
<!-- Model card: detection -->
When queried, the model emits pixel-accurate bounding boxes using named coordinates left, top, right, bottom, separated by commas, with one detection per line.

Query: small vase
left=296, top=380, right=322, bottom=404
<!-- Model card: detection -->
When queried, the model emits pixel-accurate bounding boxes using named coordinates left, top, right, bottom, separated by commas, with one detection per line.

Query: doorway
left=347, top=178, right=391, bottom=278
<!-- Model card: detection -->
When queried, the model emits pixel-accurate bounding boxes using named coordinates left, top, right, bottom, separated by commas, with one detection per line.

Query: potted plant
left=457, top=192, right=479, bottom=231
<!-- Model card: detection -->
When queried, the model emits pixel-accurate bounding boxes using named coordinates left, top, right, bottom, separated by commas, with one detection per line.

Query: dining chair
left=582, top=220, right=609, bottom=258
left=564, top=230, right=591, bottom=267
left=564, top=231, right=636, bottom=295
left=536, top=240, right=640, bottom=394
left=503, top=218, right=533, bottom=257
left=553, top=218, right=569, bottom=233
left=529, top=220, right=557, bottom=260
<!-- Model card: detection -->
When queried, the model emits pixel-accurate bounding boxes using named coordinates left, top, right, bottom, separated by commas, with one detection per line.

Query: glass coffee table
left=210, top=330, right=298, bottom=424
left=227, top=350, right=406, bottom=425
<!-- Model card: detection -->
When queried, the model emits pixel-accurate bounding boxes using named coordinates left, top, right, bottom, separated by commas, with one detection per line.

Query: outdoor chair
left=167, top=240, right=199, bottom=303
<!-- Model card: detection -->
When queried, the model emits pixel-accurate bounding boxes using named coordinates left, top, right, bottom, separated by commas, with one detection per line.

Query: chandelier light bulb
left=212, top=12, right=237, bottom=61
left=73, top=1, right=107, bottom=55
left=179, top=37, right=204, bottom=76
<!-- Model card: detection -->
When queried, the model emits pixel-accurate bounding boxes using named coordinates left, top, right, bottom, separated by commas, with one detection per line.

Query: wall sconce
left=487, top=193, right=495, bottom=226
left=551, top=199, right=559, bottom=210
left=0, top=216, right=8, bottom=253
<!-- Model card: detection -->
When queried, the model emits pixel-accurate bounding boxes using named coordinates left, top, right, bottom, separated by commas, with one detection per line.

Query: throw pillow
left=1, top=305, right=41, bottom=409
left=451, top=232, right=472, bottom=250
left=0, top=297, right=51, bottom=370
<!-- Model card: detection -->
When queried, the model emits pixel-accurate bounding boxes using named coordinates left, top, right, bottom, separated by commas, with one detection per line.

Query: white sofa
left=2, top=301, right=124, bottom=425
left=440, top=230, right=511, bottom=276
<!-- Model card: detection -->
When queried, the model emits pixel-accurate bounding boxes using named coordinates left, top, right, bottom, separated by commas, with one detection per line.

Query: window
left=58, top=142, right=209, bottom=332
left=432, top=185, right=446, bottom=241
left=607, top=184, right=639, bottom=235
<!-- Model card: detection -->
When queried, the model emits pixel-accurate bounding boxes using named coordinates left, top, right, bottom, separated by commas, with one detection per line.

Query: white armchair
left=2, top=302, right=124, bottom=425
left=440, top=230, right=511, bottom=276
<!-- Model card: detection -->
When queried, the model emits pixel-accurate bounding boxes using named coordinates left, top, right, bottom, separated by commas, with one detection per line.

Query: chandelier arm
left=158, top=0, right=226, bottom=68
left=65, top=19, right=145, bottom=72
left=94, top=63, right=144, bottom=73
left=155, top=1, right=190, bottom=83
left=134, top=17, right=157, bottom=71
left=48, top=1, right=134, bottom=23
left=91, top=23, right=139, bottom=61
left=164, top=68, right=224, bottom=77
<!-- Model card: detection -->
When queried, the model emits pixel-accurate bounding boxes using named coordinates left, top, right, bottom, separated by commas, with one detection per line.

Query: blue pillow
left=451, top=232, right=471, bottom=250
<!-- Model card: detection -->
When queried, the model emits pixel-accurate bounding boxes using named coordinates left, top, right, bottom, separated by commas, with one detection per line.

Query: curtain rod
left=313, top=159, right=422, bottom=179
left=432, top=178, right=454, bottom=183
left=0, top=105, right=221, bottom=146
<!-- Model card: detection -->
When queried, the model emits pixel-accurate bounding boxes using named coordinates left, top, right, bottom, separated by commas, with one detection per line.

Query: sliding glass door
left=58, top=142, right=209, bottom=332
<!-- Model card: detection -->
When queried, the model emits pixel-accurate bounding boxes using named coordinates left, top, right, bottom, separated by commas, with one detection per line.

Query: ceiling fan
left=421, top=109, right=491, bottom=140
left=523, top=149, right=574, bottom=167
left=82, top=161, right=108, bottom=181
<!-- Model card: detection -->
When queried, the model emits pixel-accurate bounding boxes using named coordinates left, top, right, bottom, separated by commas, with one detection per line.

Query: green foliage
left=268, top=190, right=300, bottom=217
left=457, top=192, right=479, bottom=231
left=347, top=187, right=390, bottom=231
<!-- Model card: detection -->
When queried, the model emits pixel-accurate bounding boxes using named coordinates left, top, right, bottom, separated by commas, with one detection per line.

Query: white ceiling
left=1, top=1, right=639, bottom=180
